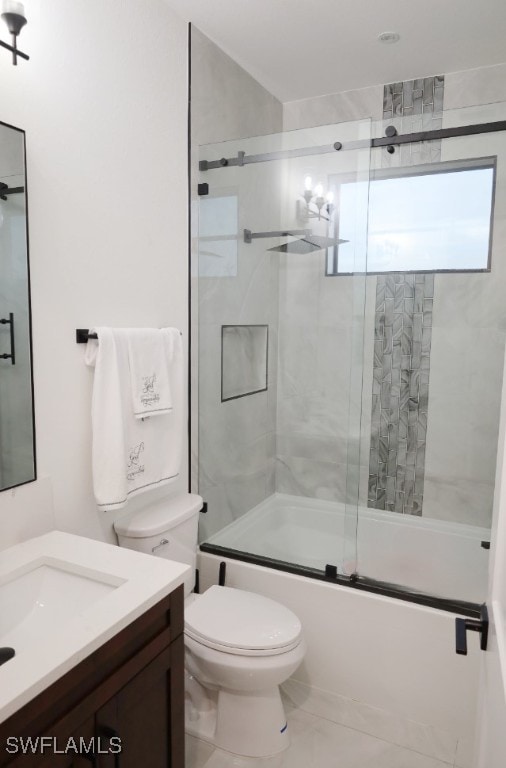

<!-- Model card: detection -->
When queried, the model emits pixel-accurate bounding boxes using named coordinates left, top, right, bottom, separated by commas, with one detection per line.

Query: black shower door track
left=199, top=119, right=506, bottom=171
left=199, top=542, right=481, bottom=619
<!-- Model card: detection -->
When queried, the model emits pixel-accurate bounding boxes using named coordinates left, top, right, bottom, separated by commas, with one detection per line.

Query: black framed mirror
left=0, top=119, right=36, bottom=490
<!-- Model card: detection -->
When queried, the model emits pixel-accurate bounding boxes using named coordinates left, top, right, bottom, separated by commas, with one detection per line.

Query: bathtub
left=202, top=492, right=489, bottom=603
left=198, top=537, right=482, bottom=765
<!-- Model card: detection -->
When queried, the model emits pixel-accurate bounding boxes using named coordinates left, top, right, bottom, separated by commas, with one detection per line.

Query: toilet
left=114, top=493, right=306, bottom=758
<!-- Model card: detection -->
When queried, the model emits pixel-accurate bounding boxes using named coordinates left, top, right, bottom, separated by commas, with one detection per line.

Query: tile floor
left=186, top=694, right=461, bottom=768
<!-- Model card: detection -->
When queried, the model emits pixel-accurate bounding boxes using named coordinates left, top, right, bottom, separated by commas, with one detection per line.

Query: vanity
left=0, top=531, right=189, bottom=767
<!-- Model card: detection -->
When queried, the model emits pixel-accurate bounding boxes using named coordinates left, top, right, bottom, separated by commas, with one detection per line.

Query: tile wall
left=367, top=77, right=443, bottom=515
left=368, top=274, right=433, bottom=514
left=191, top=28, right=283, bottom=540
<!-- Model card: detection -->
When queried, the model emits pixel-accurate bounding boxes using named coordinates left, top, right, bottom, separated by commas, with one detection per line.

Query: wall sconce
left=296, top=176, right=334, bottom=223
left=0, top=1, right=28, bottom=65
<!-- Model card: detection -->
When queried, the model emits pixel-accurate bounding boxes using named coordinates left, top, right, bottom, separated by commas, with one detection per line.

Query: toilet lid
left=184, top=586, right=302, bottom=654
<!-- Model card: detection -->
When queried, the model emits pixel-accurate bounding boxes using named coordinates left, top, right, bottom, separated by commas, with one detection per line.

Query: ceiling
left=165, top=0, right=506, bottom=103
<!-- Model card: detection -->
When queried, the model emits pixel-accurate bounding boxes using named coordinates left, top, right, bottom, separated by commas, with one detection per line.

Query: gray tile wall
left=368, top=274, right=433, bottom=514
left=368, top=76, right=444, bottom=515
left=191, top=29, right=283, bottom=539
left=381, top=76, right=444, bottom=167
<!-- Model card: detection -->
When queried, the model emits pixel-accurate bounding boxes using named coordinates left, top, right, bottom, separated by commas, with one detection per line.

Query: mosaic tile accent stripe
left=368, top=273, right=433, bottom=515
left=368, top=76, right=444, bottom=515
left=381, top=75, right=444, bottom=169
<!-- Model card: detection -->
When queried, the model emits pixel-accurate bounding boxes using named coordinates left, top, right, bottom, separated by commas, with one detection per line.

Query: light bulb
left=2, top=1, right=25, bottom=15
left=304, top=175, right=312, bottom=192
left=326, top=191, right=334, bottom=204
left=315, top=183, right=324, bottom=198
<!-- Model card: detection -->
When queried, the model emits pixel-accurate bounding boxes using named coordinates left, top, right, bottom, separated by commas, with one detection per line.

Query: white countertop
left=0, top=530, right=190, bottom=723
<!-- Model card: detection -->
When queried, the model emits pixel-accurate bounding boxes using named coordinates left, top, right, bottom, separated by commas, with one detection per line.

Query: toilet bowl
left=114, top=493, right=306, bottom=758
left=184, top=585, right=306, bottom=756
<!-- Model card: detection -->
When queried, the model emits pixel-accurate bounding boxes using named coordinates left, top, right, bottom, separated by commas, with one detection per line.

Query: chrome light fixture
left=0, top=1, right=28, bottom=65
left=296, top=176, right=334, bottom=223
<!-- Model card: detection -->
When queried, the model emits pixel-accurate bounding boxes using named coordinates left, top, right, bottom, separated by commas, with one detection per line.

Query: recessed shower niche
left=221, top=325, right=268, bottom=402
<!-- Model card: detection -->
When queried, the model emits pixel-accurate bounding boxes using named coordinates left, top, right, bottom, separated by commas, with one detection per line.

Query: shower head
left=267, top=234, right=348, bottom=254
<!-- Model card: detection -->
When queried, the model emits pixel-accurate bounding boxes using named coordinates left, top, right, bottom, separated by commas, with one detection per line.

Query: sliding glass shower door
left=353, top=100, right=506, bottom=604
left=194, top=118, right=372, bottom=577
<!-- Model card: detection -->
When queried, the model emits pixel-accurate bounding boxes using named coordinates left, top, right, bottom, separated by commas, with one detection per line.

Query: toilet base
left=185, top=677, right=290, bottom=758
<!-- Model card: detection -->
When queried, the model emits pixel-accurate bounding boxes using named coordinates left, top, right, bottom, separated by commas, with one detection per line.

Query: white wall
left=0, top=0, right=189, bottom=548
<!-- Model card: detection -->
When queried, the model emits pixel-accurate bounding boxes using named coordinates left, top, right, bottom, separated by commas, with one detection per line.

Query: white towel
left=85, top=327, right=183, bottom=511
left=127, top=328, right=177, bottom=419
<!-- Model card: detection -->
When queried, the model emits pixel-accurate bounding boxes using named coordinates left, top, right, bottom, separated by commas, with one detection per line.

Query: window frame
left=326, top=155, right=497, bottom=277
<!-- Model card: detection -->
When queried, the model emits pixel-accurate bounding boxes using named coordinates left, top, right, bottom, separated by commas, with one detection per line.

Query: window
left=327, top=157, right=496, bottom=275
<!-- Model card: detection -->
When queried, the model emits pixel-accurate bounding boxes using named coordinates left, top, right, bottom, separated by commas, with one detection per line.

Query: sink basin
left=0, top=531, right=190, bottom=723
left=0, top=563, right=121, bottom=653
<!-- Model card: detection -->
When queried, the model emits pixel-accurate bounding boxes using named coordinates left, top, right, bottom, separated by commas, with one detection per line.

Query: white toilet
left=114, top=493, right=306, bottom=758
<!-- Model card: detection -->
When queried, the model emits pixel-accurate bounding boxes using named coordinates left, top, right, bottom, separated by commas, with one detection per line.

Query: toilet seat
left=184, top=586, right=302, bottom=656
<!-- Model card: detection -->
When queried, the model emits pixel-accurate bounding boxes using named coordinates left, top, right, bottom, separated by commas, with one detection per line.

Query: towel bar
left=76, top=328, right=182, bottom=343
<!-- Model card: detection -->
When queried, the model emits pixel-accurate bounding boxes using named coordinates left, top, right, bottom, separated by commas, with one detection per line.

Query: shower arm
left=244, top=228, right=311, bottom=243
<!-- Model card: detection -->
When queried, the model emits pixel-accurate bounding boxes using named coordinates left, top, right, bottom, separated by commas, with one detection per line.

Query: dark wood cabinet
left=0, top=586, right=185, bottom=768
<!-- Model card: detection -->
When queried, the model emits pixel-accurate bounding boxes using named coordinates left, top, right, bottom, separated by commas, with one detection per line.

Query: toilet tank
left=114, top=493, right=202, bottom=597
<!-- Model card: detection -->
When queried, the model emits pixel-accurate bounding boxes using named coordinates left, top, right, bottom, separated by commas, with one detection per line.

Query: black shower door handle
left=0, top=313, right=15, bottom=365
left=455, top=603, right=488, bottom=655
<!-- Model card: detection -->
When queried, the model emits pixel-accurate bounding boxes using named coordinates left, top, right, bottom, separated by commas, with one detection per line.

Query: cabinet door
left=95, top=635, right=184, bottom=768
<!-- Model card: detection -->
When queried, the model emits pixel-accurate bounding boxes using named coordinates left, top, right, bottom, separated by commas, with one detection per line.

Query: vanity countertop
left=0, top=530, right=189, bottom=723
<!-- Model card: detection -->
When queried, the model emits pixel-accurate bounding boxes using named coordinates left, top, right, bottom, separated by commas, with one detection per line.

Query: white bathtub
left=203, top=492, right=489, bottom=603
left=197, top=550, right=481, bottom=765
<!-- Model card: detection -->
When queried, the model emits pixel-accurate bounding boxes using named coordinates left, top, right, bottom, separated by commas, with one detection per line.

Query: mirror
left=0, top=120, right=35, bottom=490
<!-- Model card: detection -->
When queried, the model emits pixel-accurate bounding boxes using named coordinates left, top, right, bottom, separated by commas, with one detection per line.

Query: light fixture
left=297, top=178, right=334, bottom=223
left=378, top=31, right=400, bottom=44
left=0, top=0, right=28, bottom=65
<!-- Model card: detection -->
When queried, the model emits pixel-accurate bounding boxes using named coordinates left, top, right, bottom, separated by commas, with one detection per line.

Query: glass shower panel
left=195, top=119, right=372, bottom=578
left=356, top=101, right=506, bottom=603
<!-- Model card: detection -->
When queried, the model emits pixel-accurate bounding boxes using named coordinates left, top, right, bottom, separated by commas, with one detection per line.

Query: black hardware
left=219, top=158, right=228, bottom=167
left=199, top=121, right=506, bottom=171
left=333, top=142, right=342, bottom=151
left=218, top=561, right=227, bottom=587
left=481, top=540, right=491, bottom=550
left=325, top=564, right=338, bottom=579
left=0, top=182, right=24, bottom=200
left=455, top=603, right=489, bottom=655
left=244, top=228, right=311, bottom=244
left=76, top=328, right=98, bottom=343
left=385, top=125, right=398, bottom=138
left=237, top=151, right=245, bottom=166
left=200, top=541, right=482, bottom=618
left=76, top=328, right=182, bottom=343
left=0, top=313, right=15, bottom=364
left=99, top=726, right=121, bottom=768
left=201, top=501, right=208, bottom=513
left=386, top=145, right=396, bottom=154
left=0, top=37, right=28, bottom=64
left=194, top=568, right=200, bottom=594
left=1, top=9, right=28, bottom=65
left=0, top=647, right=15, bottom=666
left=197, top=183, right=209, bottom=196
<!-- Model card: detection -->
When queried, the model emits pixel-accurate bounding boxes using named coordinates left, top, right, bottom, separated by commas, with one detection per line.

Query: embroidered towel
left=127, top=328, right=178, bottom=419
left=85, top=327, right=183, bottom=511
